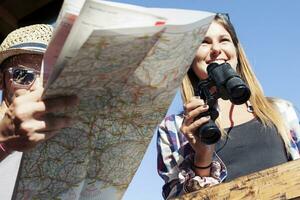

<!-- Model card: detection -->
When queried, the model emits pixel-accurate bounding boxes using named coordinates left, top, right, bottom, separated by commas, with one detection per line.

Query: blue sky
left=118, top=1, right=300, bottom=200
left=116, top=1, right=300, bottom=200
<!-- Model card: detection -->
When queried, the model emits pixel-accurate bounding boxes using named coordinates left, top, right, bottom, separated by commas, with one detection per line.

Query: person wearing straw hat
left=0, top=24, right=78, bottom=161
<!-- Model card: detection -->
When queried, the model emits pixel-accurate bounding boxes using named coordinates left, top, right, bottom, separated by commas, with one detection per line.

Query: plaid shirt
left=157, top=99, right=300, bottom=199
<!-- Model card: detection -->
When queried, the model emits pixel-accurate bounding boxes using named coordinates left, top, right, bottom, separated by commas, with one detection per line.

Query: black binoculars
left=196, top=62, right=251, bottom=144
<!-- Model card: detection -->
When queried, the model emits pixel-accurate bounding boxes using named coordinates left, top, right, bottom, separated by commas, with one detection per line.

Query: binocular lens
left=226, top=77, right=251, bottom=105
left=198, top=120, right=221, bottom=145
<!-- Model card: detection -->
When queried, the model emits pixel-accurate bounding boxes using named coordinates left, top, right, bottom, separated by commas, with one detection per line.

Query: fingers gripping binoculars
left=196, top=62, right=251, bottom=144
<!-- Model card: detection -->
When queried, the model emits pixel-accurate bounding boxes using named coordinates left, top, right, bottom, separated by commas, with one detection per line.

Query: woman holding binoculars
left=157, top=13, right=300, bottom=199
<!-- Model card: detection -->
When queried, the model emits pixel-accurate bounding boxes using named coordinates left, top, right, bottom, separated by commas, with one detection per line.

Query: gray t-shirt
left=216, top=118, right=288, bottom=182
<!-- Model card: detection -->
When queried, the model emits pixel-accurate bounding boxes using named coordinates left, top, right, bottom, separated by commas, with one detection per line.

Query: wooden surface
left=174, top=159, right=300, bottom=200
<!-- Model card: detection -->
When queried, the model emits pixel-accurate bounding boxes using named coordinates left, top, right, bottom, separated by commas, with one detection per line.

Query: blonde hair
left=181, top=14, right=291, bottom=154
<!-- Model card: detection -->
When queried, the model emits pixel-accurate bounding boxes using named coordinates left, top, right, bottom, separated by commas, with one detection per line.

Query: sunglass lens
left=12, top=69, right=36, bottom=85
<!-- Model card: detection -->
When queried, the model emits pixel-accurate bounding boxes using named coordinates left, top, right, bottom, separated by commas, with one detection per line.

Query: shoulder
left=157, top=114, right=184, bottom=140
left=268, top=97, right=300, bottom=159
left=267, top=97, right=295, bottom=113
left=267, top=97, right=299, bottom=130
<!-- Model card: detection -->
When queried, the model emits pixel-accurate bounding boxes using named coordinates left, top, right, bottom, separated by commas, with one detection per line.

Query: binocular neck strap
left=229, top=103, right=235, bottom=128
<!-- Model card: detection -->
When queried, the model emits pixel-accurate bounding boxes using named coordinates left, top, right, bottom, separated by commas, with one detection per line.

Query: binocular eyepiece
left=196, top=62, right=251, bottom=144
left=207, top=62, right=251, bottom=105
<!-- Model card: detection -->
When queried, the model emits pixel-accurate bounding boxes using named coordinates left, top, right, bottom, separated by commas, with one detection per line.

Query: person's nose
left=210, top=43, right=221, bottom=59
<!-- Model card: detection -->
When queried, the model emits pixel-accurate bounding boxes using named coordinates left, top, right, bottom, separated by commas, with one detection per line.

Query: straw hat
left=0, top=24, right=53, bottom=66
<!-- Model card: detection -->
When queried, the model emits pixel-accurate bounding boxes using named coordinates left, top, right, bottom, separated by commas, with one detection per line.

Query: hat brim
left=0, top=48, right=44, bottom=67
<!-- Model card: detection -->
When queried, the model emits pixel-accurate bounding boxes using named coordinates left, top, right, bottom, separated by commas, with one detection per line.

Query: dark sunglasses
left=5, top=65, right=39, bottom=87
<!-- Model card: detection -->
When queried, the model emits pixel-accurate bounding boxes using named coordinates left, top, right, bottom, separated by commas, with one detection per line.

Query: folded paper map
left=14, top=0, right=215, bottom=199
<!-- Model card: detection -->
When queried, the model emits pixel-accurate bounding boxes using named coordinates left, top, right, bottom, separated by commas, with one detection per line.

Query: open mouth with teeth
left=206, top=59, right=227, bottom=64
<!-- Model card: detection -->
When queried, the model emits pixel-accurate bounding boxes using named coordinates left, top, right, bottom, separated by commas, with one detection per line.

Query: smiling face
left=192, top=20, right=238, bottom=80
